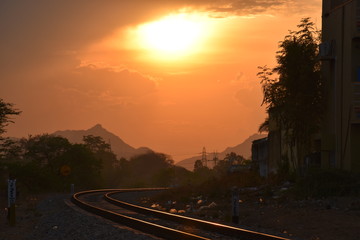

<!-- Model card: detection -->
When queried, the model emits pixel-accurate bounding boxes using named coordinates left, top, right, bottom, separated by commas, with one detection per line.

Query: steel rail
left=71, top=188, right=209, bottom=240
left=105, top=190, right=290, bottom=240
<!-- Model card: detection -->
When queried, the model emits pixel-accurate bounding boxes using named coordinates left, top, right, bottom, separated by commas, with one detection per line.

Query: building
left=321, top=0, right=360, bottom=171
left=251, top=137, right=269, bottom=177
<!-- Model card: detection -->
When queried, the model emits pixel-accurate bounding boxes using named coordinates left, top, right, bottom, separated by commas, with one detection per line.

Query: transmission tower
left=201, top=147, right=207, bottom=167
left=212, top=151, right=219, bottom=167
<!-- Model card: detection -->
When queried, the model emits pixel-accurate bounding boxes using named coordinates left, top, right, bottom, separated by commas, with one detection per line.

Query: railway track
left=71, top=188, right=290, bottom=240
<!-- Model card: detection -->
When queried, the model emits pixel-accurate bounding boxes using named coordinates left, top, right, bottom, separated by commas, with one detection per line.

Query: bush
left=151, top=169, right=264, bottom=204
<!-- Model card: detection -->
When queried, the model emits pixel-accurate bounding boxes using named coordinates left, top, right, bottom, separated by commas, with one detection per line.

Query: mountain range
left=175, top=133, right=267, bottom=170
left=53, top=124, right=266, bottom=170
left=53, top=124, right=151, bottom=160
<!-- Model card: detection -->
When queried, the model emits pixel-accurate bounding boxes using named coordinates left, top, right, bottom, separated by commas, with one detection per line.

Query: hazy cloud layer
left=0, top=0, right=319, bottom=75
left=57, top=66, right=158, bottom=106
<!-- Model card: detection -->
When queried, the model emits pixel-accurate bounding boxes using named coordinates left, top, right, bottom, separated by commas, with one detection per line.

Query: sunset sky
left=1, top=0, right=321, bottom=162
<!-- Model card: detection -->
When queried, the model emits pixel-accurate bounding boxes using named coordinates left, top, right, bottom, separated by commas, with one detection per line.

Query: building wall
left=252, top=137, right=269, bottom=177
left=321, top=0, right=360, bottom=172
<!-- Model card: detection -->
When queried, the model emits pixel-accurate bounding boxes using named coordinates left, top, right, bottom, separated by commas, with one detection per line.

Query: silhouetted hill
left=176, top=133, right=267, bottom=171
left=53, top=124, right=151, bottom=160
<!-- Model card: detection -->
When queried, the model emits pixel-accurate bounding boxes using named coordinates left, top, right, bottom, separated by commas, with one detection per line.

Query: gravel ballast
left=1, top=194, right=160, bottom=240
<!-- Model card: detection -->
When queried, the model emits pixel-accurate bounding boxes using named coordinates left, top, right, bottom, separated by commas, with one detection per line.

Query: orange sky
left=0, top=0, right=322, bottom=161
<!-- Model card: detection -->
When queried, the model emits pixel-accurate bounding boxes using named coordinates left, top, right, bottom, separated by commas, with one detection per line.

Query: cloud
left=229, top=70, right=263, bottom=108
left=207, top=0, right=285, bottom=15
left=0, top=1, right=182, bottom=75
left=0, top=0, right=319, bottom=74
left=234, top=88, right=263, bottom=110
left=55, top=65, right=158, bottom=109
left=203, top=0, right=321, bottom=16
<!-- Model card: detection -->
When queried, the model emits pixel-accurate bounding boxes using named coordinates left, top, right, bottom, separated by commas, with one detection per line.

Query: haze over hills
left=53, top=124, right=152, bottom=160
left=53, top=124, right=266, bottom=170
left=176, top=133, right=267, bottom=171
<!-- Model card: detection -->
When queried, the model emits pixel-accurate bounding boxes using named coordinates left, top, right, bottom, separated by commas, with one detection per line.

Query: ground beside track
left=0, top=191, right=359, bottom=240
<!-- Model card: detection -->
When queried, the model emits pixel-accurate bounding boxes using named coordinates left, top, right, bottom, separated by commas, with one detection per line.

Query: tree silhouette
left=193, top=159, right=203, bottom=172
left=0, top=99, right=21, bottom=160
left=22, top=134, right=71, bottom=170
left=259, top=18, right=324, bottom=171
left=224, top=152, right=245, bottom=165
left=83, top=135, right=111, bottom=153
left=83, top=135, right=118, bottom=187
left=61, top=144, right=102, bottom=189
left=0, top=98, right=21, bottom=138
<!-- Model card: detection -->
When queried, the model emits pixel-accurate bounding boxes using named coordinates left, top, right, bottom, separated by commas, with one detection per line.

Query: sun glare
left=132, top=13, right=212, bottom=60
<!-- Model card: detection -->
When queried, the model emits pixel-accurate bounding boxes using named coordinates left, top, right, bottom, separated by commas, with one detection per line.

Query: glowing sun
left=135, top=14, right=210, bottom=59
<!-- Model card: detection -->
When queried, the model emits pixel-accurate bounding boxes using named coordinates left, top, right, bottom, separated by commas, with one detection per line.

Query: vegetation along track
left=71, top=188, right=290, bottom=240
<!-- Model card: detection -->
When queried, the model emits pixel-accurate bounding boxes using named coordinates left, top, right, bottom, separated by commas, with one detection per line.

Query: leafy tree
left=22, top=134, right=71, bottom=173
left=193, top=159, right=204, bottom=172
left=0, top=99, right=21, bottom=160
left=83, top=135, right=111, bottom=153
left=213, top=159, right=231, bottom=176
left=83, top=135, right=118, bottom=187
left=1, top=134, right=105, bottom=192
left=0, top=138, right=23, bottom=161
left=60, top=144, right=102, bottom=189
left=212, top=153, right=246, bottom=177
left=191, top=163, right=213, bottom=185
left=1, top=134, right=72, bottom=193
left=223, top=152, right=246, bottom=165
left=0, top=98, right=21, bottom=138
left=130, top=151, right=173, bottom=172
left=5, top=161, right=57, bottom=193
left=259, top=18, right=323, bottom=171
left=124, top=151, right=174, bottom=187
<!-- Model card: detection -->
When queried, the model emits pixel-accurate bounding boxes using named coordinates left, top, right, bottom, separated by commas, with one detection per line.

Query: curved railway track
left=71, top=188, right=290, bottom=240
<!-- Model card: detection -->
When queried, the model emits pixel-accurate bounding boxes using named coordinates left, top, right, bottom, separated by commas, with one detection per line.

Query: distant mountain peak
left=89, top=124, right=104, bottom=131
left=53, top=124, right=153, bottom=160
